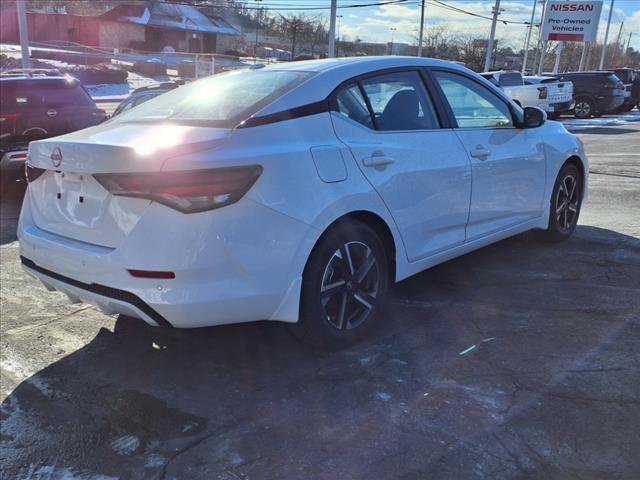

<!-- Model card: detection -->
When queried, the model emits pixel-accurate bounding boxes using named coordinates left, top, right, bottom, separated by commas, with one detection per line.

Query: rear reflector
left=9, top=152, right=28, bottom=161
left=128, top=269, right=175, bottom=279
left=94, top=165, right=262, bottom=213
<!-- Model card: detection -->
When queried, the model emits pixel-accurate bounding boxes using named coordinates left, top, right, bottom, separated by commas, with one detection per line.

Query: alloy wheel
left=320, top=241, right=380, bottom=331
left=575, top=101, right=591, bottom=118
left=555, top=174, right=580, bottom=232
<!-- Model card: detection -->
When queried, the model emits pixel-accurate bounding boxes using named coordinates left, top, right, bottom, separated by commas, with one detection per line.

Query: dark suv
left=609, top=68, right=638, bottom=112
left=554, top=71, right=625, bottom=118
left=0, top=71, right=105, bottom=190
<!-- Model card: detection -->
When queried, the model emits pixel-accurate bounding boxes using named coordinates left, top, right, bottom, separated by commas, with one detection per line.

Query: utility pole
left=328, top=0, right=337, bottom=58
left=16, top=0, right=31, bottom=69
left=484, top=0, right=502, bottom=72
left=598, top=0, right=614, bottom=70
left=254, top=0, right=262, bottom=64
left=614, top=21, right=624, bottom=64
left=623, top=32, right=632, bottom=65
left=417, top=0, right=426, bottom=57
left=522, top=0, right=538, bottom=74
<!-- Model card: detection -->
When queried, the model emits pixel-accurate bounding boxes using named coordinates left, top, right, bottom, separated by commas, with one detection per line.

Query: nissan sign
left=541, top=0, right=603, bottom=42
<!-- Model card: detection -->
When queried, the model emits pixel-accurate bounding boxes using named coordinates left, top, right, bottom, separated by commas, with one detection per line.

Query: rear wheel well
left=311, top=211, right=397, bottom=283
left=565, top=156, right=585, bottom=182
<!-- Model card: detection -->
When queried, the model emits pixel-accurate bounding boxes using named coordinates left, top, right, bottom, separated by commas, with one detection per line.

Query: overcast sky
left=255, top=0, right=640, bottom=50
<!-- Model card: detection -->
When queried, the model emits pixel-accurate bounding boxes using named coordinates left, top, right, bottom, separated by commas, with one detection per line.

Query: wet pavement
left=1, top=115, right=639, bottom=480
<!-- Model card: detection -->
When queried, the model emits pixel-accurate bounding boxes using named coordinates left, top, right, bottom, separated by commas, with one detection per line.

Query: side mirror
left=523, top=106, right=546, bottom=128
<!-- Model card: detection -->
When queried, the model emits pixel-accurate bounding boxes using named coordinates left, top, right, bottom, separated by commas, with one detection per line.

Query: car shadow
left=569, top=127, right=638, bottom=135
left=0, top=185, right=25, bottom=245
left=2, top=225, right=640, bottom=478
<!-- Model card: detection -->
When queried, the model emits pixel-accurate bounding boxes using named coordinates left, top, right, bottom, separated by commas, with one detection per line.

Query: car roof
left=0, top=76, right=80, bottom=85
left=253, top=56, right=494, bottom=117
left=260, top=56, right=460, bottom=74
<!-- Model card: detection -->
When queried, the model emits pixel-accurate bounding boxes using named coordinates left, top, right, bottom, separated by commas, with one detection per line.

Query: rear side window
left=498, top=73, right=522, bottom=87
left=41, top=84, right=93, bottom=108
left=360, top=71, right=439, bottom=131
left=336, top=84, right=371, bottom=128
left=434, top=71, right=513, bottom=128
left=109, top=70, right=313, bottom=128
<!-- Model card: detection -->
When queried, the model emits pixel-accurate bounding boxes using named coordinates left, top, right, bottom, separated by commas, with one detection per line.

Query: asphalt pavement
left=1, top=113, right=639, bottom=480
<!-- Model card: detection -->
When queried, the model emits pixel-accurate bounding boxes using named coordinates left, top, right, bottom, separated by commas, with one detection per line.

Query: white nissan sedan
left=19, top=57, right=588, bottom=347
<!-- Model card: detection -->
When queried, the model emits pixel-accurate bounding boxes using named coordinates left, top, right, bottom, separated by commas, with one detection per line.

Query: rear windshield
left=0, top=79, right=94, bottom=110
left=498, top=73, right=522, bottom=87
left=108, top=70, right=314, bottom=128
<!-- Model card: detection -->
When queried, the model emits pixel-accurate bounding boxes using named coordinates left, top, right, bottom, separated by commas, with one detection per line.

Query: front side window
left=109, top=70, right=313, bottom=128
left=361, top=71, right=439, bottom=131
left=434, top=71, right=513, bottom=128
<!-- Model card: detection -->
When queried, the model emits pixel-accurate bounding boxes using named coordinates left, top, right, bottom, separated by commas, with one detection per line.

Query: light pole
left=522, top=0, right=537, bottom=74
left=336, top=15, right=343, bottom=57
left=254, top=0, right=262, bottom=63
left=389, top=27, right=397, bottom=55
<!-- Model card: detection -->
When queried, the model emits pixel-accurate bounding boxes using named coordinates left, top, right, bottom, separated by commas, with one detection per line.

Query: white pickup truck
left=481, top=71, right=574, bottom=119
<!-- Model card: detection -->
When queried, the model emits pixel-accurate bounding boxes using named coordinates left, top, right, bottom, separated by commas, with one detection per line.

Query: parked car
left=19, top=57, right=588, bottom=347
left=112, top=82, right=182, bottom=117
left=608, top=68, right=637, bottom=111
left=0, top=141, right=28, bottom=192
left=0, top=70, right=106, bottom=188
left=551, top=71, right=625, bottom=118
left=481, top=70, right=573, bottom=119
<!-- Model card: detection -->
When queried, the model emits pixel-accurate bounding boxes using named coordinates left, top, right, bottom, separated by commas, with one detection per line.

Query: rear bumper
left=548, top=100, right=574, bottom=113
left=18, top=192, right=317, bottom=328
left=22, top=256, right=171, bottom=327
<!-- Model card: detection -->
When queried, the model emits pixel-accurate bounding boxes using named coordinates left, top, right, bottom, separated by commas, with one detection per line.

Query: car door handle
left=363, top=152, right=395, bottom=167
left=469, top=148, right=491, bottom=159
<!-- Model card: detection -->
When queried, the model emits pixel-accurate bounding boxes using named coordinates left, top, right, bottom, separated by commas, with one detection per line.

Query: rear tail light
left=94, top=165, right=262, bottom=213
left=0, top=113, right=21, bottom=122
left=538, top=87, right=548, bottom=99
left=8, top=152, right=28, bottom=161
left=25, top=163, right=46, bottom=183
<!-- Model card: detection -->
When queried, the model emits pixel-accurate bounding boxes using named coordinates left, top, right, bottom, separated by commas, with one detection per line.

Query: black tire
left=290, top=220, right=389, bottom=349
left=537, top=163, right=583, bottom=242
left=547, top=112, right=560, bottom=120
left=573, top=97, right=594, bottom=119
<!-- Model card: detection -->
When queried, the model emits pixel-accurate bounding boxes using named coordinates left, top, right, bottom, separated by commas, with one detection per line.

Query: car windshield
left=108, top=70, right=314, bottom=128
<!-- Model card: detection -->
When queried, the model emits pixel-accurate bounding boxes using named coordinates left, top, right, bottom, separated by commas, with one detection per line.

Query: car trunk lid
left=27, top=122, right=231, bottom=248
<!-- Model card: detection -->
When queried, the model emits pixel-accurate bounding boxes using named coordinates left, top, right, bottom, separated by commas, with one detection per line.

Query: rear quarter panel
left=539, top=121, right=589, bottom=221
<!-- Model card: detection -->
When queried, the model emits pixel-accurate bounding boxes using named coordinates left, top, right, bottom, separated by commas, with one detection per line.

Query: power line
left=430, top=0, right=537, bottom=26
left=152, top=0, right=413, bottom=11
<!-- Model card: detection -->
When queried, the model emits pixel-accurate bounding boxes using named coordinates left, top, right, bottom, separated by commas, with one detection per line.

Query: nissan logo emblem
left=50, top=147, right=63, bottom=167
